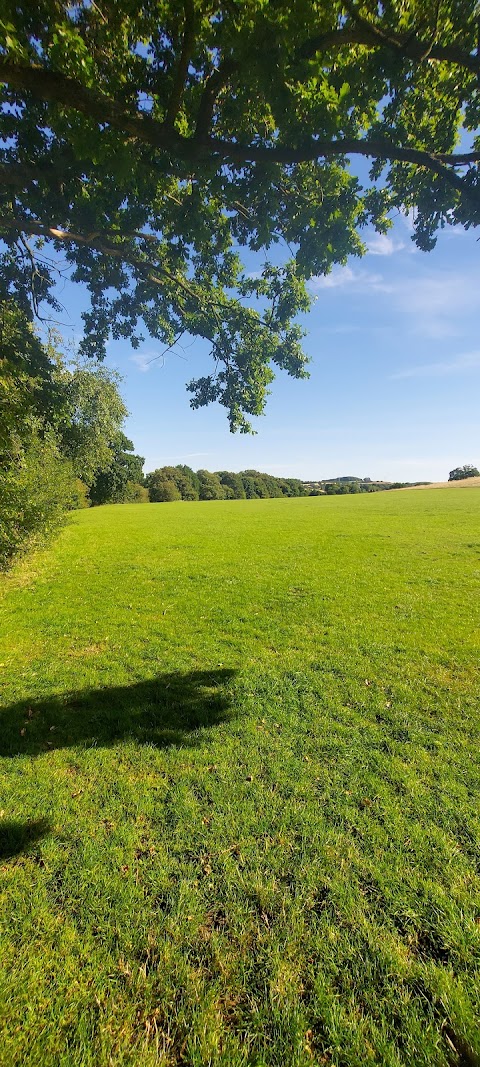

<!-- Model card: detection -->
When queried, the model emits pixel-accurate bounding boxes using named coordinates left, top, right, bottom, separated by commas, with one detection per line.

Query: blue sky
left=53, top=211, right=479, bottom=483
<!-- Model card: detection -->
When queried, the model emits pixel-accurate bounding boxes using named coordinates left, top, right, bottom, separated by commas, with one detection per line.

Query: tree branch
left=165, top=0, right=196, bottom=127
left=206, top=135, right=480, bottom=203
left=299, top=24, right=480, bottom=74
left=0, top=60, right=190, bottom=157
left=1, top=61, right=479, bottom=205
left=0, top=162, right=43, bottom=189
left=0, top=159, right=87, bottom=191
left=195, top=59, right=237, bottom=138
left=0, top=218, right=201, bottom=302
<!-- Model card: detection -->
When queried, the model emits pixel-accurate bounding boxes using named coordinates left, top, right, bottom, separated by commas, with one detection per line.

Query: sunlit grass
left=1, top=491, right=479, bottom=1065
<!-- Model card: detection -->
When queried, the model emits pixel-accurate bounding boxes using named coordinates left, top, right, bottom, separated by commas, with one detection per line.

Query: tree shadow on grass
left=0, top=669, right=236, bottom=757
left=0, top=818, right=51, bottom=859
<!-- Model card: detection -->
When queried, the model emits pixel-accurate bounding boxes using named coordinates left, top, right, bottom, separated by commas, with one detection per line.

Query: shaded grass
left=0, top=818, right=51, bottom=859
left=0, top=491, right=479, bottom=1066
left=0, top=669, right=236, bottom=755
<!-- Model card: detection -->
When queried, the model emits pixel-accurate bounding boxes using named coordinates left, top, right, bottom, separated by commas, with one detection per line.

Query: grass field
left=1, top=491, right=480, bottom=1067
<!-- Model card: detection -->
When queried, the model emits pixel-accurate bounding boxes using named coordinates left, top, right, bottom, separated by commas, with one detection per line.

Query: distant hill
left=302, top=476, right=432, bottom=495
left=395, top=476, right=480, bottom=490
left=303, top=476, right=364, bottom=486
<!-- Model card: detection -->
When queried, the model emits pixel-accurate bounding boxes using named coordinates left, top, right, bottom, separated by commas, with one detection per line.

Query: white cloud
left=309, top=266, right=391, bottom=293
left=393, top=272, right=479, bottom=339
left=310, top=262, right=479, bottom=343
left=310, top=260, right=479, bottom=342
left=365, top=233, right=405, bottom=256
left=444, top=223, right=471, bottom=238
left=130, top=351, right=166, bottom=373
left=391, top=350, right=480, bottom=379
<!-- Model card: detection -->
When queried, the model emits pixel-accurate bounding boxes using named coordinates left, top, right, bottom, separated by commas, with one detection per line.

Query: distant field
left=398, top=476, right=480, bottom=490
left=1, top=491, right=479, bottom=1066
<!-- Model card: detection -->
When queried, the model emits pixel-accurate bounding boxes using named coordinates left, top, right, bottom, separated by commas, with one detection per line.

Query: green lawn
left=1, top=491, right=479, bottom=1067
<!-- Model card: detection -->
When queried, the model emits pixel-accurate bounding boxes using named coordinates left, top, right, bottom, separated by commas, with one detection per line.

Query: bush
left=149, top=479, right=182, bottom=502
left=126, top=482, right=149, bottom=503
left=0, top=424, right=76, bottom=570
left=72, top=479, right=91, bottom=508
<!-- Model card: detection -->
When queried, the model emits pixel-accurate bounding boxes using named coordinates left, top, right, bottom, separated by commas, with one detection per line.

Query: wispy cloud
left=130, top=351, right=166, bottom=373
left=309, top=266, right=391, bottom=293
left=444, top=223, right=471, bottom=239
left=323, top=323, right=363, bottom=334
left=391, top=350, right=480, bottom=379
left=365, top=233, right=405, bottom=256
left=310, top=263, right=478, bottom=341
left=393, top=272, right=479, bottom=339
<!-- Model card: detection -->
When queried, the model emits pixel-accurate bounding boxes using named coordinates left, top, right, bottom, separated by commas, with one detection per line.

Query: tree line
left=144, top=468, right=307, bottom=502
left=92, top=466, right=430, bottom=503
left=314, top=479, right=427, bottom=495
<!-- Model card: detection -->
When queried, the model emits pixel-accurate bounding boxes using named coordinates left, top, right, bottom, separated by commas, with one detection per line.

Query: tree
left=144, top=465, right=199, bottom=500
left=0, top=305, right=77, bottom=566
left=163, top=466, right=199, bottom=500
left=173, top=466, right=200, bottom=500
left=1, top=2, right=479, bottom=431
left=216, top=472, right=246, bottom=500
left=240, top=471, right=270, bottom=499
left=197, top=470, right=225, bottom=501
left=0, top=303, right=142, bottom=564
left=0, top=303, right=59, bottom=451
left=89, top=433, right=145, bottom=505
left=53, top=359, right=129, bottom=485
left=145, top=470, right=182, bottom=502
left=448, top=465, right=480, bottom=481
left=241, top=475, right=259, bottom=500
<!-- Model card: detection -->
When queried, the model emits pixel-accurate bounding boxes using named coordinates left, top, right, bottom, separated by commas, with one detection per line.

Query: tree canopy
left=145, top=464, right=307, bottom=501
left=89, top=433, right=146, bottom=505
left=1, top=1, right=479, bottom=429
left=448, top=464, right=480, bottom=481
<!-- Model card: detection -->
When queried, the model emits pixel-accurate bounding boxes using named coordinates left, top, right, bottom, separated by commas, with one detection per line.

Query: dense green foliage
left=0, top=307, right=74, bottom=568
left=0, top=307, right=140, bottom=566
left=0, top=419, right=77, bottom=571
left=146, top=465, right=307, bottom=501
left=1, top=2, right=480, bottom=428
left=448, top=464, right=480, bottom=481
left=0, top=490, right=479, bottom=1065
left=53, top=358, right=129, bottom=485
left=143, top=469, right=427, bottom=502
left=89, top=433, right=146, bottom=506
